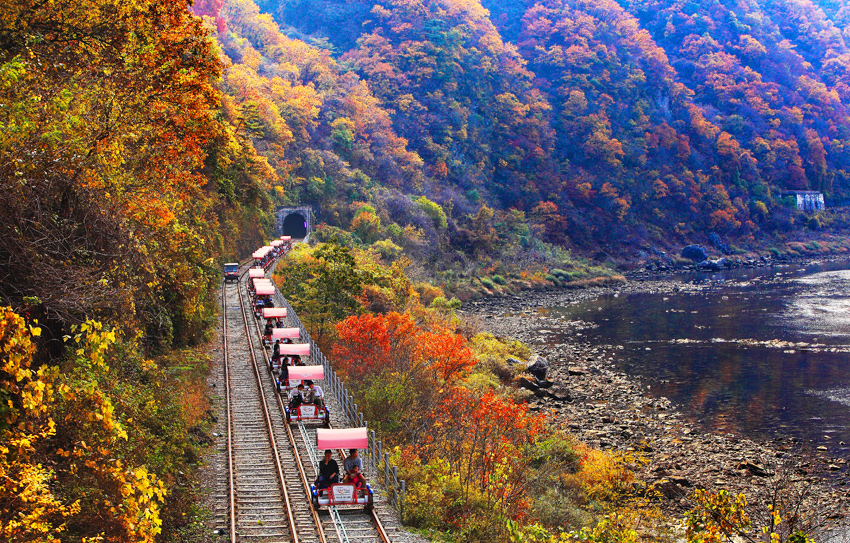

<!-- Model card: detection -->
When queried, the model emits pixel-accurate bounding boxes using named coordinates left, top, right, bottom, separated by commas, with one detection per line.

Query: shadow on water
left=544, top=260, right=850, bottom=454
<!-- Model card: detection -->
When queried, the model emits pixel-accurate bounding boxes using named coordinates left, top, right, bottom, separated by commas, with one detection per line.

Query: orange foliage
left=333, top=312, right=474, bottom=385
left=423, top=388, right=546, bottom=516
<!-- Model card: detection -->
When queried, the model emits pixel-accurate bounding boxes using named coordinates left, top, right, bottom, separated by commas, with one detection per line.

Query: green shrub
left=354, top=203, right=376, bottom=216
left=550, top=268, right=582, bottom=281
left=415, top=196, right=448, bottom=229
left=385, top=223, right=403, bottom=241
left=431, top=296, right=461, bottom=310
left=492, top=274, right=506, bottom=285
left=372, top=239, right=402, bottom=260
left=480, top=277, right=496, bottom=290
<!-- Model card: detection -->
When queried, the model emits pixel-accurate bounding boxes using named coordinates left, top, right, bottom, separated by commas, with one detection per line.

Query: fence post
left=392, top=466, right=399, bottom=509
left=384, top=452, right=391, bottom=504
left=370, top=431, right=376, bottom=474
left=400, top=480, right=406, bottom=523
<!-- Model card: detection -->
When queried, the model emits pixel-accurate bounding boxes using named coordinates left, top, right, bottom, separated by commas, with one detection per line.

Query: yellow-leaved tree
left=0, top=308, right=69, bottom=541
left=52, top=321, right=166, bottom=542
left=0, top=310, right=168, bottom=543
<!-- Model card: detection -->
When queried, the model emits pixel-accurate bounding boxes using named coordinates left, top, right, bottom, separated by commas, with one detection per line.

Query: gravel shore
left=458, top=278, right=850, bottom=530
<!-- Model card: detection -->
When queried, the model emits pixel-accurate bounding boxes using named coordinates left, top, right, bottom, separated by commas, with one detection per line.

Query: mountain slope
left=230, top=0, right=850, bottom=251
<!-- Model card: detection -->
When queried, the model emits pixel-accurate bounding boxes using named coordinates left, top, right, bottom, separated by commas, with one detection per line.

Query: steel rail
left=221, top=280, right=237, bottom=542
left=234, top=276, right=300, bottom=543
left=220, top=260, right=253, bottom=542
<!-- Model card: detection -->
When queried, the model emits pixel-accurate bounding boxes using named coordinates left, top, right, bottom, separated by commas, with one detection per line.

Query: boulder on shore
left=517, top=377, right=539, bottom=391
left=525, top=354, right=549, bottom=381
left=682, top=245, right=709, bottom=262
left=698, top=258, right=728, bottom=271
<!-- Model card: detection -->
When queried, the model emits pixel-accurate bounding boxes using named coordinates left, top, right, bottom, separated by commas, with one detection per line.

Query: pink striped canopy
left=263, top=308, right=287, bottom=319
left=255, top=285, right=275, bottom=296
left=288, top=365, right=324, bottom=381
left=252, top=278, right=273, bottom=287
left=280, top=236, right=291, bottom=241
left=248, top=268, right=265, bottom=278
left=252, top=247, right=271, bottom=259
left=271, top=240, right=284, bottom=247
left=271, top=327, right=299, bottom=339
left=278, top=343, right=310, bottom=356
left=317, top=428, right=368, bottom=450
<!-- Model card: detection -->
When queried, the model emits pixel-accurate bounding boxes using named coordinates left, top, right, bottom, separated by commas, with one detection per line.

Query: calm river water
left=547, top=260, right=850, bottom=453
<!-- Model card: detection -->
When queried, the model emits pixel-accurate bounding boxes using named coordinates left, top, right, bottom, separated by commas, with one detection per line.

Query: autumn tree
left=0, top=309, right=68, bottom=542
left=333, top=311, right=474, bottom=443
left=0, top=0, right=261, bottom=347
left=276, top=242, right=364, bottom=346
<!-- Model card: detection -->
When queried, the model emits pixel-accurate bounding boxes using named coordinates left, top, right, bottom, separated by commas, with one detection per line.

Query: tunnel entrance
left=276, top=205, right=312, bottom=239
left=282, top=212, right=308, bottom=238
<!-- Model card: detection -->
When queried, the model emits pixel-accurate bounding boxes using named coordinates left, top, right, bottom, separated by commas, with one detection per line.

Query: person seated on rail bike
left=343, top=449, right=362, bottom=478
left=276, top=363, right=289, bottom=393
left=304, top=380, right=324, bottom=411
left=288, top=383, right=306, bottom=410
left=269, top=340, right=282, bottom=371
left=343, top=464, right=367, bottom=492
left=264, top=321, right=273, bottom=337
left=292, top=354, right=305, bottom=366
left=315, top=450, right=340, bottom=490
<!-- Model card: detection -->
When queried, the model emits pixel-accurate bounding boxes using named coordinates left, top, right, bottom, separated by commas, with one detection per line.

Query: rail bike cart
left=284, top=365, right=329, bottom=427
left=280, top=235, right=292, bottom=253
left=252, top=279, right=274, bottom=315
left=251, top=277, right=273, bottom=295
left=262, top=244, right=276, bottom=270
left=274, top=343, right=310, bottom=384
left=248, top=278, right=268, bottom=298
left=252, top=246, right=272, bottom=269
left=253, top=284, right=275, bottom=318
left=268, top=326, right=298, bottom=356
left=246, top=268, right=265, bottom=295
left=223, top=263, right=240, bottom=283
left=311, top=428, right=373, bottom=511
left=262, top=309, right=289, bottom=348
left=270, top=239, right=284, bottom=258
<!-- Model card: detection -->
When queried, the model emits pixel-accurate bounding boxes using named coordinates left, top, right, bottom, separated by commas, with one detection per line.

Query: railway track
left=222, top=279, right=302, bottom=542
left=221, top=260, right=391, bottom=543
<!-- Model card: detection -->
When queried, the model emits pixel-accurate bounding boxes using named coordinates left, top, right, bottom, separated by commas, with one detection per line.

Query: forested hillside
left=0, top=0, right=273, bottom=539
left=212, top=0, right=850, bottom=252
left=2, top=0, right=848, bottom=540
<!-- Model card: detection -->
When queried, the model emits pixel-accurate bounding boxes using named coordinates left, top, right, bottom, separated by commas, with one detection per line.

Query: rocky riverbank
left=458, top=278, right=850, bottom=530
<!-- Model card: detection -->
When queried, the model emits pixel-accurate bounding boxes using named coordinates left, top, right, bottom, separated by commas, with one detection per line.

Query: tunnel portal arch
left=276, top=206, right=312, bottom=239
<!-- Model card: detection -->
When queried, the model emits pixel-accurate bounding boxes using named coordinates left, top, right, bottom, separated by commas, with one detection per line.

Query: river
left=544, top=260, right=850, bottom=453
